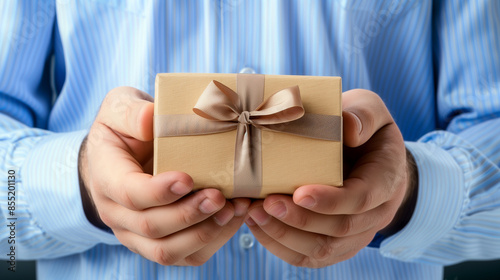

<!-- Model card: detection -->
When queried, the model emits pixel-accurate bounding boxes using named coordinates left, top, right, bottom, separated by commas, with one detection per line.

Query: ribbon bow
left=193, top=79, right=305, bottom=196
left=194, top=79, right=306, bottom=133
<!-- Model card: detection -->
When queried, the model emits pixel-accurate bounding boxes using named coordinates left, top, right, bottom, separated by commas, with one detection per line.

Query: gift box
left=154, top=73, right=342, bottom=198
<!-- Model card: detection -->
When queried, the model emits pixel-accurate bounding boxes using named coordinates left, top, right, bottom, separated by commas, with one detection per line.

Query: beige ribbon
left=155, top=74, right=341, bottom=197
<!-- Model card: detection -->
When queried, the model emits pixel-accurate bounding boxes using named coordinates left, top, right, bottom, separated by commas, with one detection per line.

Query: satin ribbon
left=154, top=74, right=341, bottom=197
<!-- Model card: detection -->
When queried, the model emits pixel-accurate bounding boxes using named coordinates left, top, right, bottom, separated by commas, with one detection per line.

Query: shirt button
left=239, top=67, right=256, bottom=74
left=239, top=233, right=255, bottom=249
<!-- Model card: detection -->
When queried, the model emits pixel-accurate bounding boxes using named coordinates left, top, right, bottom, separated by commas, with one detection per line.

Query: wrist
left=380, top=147, right=418, bottom=237
left=78, top=136, right=108, bottom=230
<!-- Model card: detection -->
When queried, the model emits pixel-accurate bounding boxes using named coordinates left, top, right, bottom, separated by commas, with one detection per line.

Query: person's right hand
left=78, top=86, right=250, bottom=266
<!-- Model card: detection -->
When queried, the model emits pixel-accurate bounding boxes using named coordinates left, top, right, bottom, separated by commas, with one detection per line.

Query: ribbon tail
left=232, top=123, right=262, bottom=197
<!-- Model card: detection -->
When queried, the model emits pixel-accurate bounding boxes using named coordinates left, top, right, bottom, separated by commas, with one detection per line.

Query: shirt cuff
left=379, top=141, right=464, bottom=261
left=22, top=130, right=120, bottom=247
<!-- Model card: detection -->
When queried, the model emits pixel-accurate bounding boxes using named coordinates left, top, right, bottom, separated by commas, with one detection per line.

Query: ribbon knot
left=238, top=111, right=252, bottom=125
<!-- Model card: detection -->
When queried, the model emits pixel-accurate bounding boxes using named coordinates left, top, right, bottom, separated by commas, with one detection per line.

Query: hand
left=245, top=89, right=417, bottom=268
left=78, top=86, right=250, bottom=266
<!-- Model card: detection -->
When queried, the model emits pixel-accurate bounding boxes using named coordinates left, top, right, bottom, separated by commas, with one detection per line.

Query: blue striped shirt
left=1, top=0, right=499, bottom=279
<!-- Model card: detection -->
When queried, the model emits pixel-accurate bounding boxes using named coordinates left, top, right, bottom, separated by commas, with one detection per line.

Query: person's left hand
left=245, top=89, right=414, bottom=268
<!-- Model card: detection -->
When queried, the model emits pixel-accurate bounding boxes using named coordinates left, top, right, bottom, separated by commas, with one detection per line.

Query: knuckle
left=307, top=258, right=326, bottom=269
left=356, top=192, right=373, bottom=213
left=123, top=101, right=133, bottom=124
left=270, top=224, right=288, bottom=240
left=290, top=254, right=310, bottom=267
left=313, top=238, right=334, bottom=260
left=139, top=217, right=160, bottom=238
left=178, top=206, right=200, bottom=226
left=195, top=226, right=218, bottom=244
left=290, top=254, right=328, bottom=268
left=153, top=245, right=177, bottom=266
left=325, top=198, right=338, bottom=213
left=184, top=254, right=210, bottom=267
left=337, top=215, right=354, bottom=236
left=102, top=90, right=122, bottom=112
left=101, top=87, right=139, bottom=121
left=295, top=213, right=310, bottom=229
left=121, top=185, right=140, bottom=210
left=152, top=188, right=168, bottom=205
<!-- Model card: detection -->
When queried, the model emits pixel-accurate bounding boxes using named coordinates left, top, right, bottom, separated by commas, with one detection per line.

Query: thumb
left=342, top=89, right=394, bottom=147
left=98, top=86, right=154, bottom=142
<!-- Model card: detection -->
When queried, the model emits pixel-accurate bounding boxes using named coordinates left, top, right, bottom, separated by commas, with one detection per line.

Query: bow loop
left=250, top=85, right=304, bottom=125
left=193, top=80, right=240, bottom=121
left=193, top=80, right=305, bottom=127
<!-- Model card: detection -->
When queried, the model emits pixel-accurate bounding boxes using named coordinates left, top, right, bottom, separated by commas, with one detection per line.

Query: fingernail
left=170, top=181, right=191, bottom=196
left=346, top=111, right=362, bottom=135
left=249, top=207, right=271, bottom=226
left=351, top=112, right=362, bottom=135
left=297, top=196, right=316, bottom=209
left=234, top=201, right=249, bottom=217
left=213, top=208, right=234, bottom=226
left=267, top=201, right=287, bottom=219
left=199, top=198, right=219, bottom=214
left=245, top=217, right=257, bottom=226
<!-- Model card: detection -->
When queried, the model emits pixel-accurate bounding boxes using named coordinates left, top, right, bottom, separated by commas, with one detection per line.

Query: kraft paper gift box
left=154, top=73, right=342, bottom=198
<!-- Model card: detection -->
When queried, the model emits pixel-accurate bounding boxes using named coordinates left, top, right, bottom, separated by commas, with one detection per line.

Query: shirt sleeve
left=0, top=1, right=119, bottom=261
left=379, top=0, right=500, bottom=265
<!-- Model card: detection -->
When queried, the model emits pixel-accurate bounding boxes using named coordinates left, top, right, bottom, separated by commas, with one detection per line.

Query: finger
left=248, top=204, right=322, bottom=256
left=98, top=86, right=154, bottom=142
left=246, top=217, right=312, bottom=267
left=175, top=199, right=250, bottom=265
left=263, top=195, right=394, bottom=237
left=179, top=211, right=247, bottom=266
left=93, top=143, right=196, bottom=210
left=293, top=179, right=400, bottom=216
left=231, top=198, right=252, bottom=217
left=91, top=127, right=195, bottom=210
left=100, top=189, right=228, bottom=238
left=342, top=89, right=394, bottom=147
left=295, top=127, right=406, bottom=215
left=117, top=208, right=230, bottom=266
left=88, top=86, right=154, bottom=168
left=246, top=214, right=366, bottom=268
